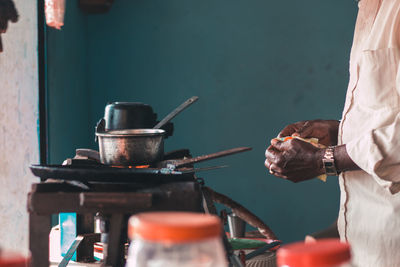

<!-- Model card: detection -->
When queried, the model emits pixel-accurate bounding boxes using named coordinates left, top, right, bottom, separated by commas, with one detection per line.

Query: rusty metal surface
left=29, top=164, right=223, bottom=183
left=96, top=129, right=165, bottom=166
left=29, top=164, right=194, bottom=183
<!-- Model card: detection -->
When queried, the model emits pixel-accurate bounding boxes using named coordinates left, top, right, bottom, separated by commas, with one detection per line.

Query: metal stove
left=28, top=148, right=243, bottom=267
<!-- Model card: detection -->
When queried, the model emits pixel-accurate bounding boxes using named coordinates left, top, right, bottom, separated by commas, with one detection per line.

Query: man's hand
left=0, top=0, right=19, bottom=52
left=265, top=138, right=325, bottom=183
left=278, top=120, right=340, bottom=146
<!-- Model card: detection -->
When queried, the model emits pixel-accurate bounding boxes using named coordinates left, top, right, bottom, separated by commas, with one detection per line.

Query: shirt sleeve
left=345, top=63, right=400, bottom=195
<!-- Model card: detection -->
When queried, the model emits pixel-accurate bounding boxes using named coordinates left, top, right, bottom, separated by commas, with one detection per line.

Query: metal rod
left=173, top=147, right=252, bottom=168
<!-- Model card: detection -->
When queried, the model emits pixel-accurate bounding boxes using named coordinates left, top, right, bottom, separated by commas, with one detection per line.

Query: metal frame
left=37, top=0, right=48, bottom=165
left=28, top=181, right=203, bottom=266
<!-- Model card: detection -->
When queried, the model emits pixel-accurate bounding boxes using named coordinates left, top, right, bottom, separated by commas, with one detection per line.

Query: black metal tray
left=30, top=164, right=194, bottom=183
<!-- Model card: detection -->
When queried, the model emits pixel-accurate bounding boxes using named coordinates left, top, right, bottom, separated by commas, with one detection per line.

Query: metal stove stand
left=28, top=180, right=202, bottom=267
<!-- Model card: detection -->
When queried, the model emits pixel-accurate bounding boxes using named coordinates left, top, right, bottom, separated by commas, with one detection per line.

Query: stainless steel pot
left=95, top=96, right=199, bottom=166
left=95, top=129, right=165, bottom=166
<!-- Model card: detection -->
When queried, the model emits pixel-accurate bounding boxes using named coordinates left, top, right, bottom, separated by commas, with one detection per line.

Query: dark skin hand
left=265, top=138, right=325, bottom=182
left=265, top=119, right=360, bottom=182
left=278, top=119, right=340, bottom=146
left=0, top=0, right=19, bottom=52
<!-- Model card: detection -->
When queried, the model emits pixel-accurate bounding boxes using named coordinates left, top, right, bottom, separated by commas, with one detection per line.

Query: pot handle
left=95, top=118, right=106, bottom=142
left=75, top=149, right=100, bottom=162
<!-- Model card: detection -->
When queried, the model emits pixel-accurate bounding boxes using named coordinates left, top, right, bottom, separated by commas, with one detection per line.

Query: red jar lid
left=277, top=239, right=351, bottom=267
left=128, top=212, right=222, bottom=244
left=0, top=252, right=30, bottom=267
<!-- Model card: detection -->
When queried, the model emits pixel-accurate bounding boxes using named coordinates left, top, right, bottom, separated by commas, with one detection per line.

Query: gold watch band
left=322, top=146, right=339, bottom=176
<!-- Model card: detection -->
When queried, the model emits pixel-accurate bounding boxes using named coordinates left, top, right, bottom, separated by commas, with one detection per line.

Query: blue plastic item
left=59, top=213, right=77, bottom=261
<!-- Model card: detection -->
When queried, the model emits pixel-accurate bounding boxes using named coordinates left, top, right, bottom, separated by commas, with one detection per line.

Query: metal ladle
left=153, top=96, right=199, bottom=129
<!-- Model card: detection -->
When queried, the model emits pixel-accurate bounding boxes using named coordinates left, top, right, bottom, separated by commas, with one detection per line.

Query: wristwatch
left=322, top=146, right=339, bottom=176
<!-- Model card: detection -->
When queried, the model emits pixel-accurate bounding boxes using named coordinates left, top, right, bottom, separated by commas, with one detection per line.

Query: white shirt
left=338, top=0, right=400, bottom=266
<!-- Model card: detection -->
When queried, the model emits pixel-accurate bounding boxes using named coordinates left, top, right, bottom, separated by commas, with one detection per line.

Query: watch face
left=325, top=162, right=334, bottom=167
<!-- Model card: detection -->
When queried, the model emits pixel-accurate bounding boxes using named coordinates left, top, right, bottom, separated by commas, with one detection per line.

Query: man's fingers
left=278, top=125, right=296, bottom=138
left=278, top=121, right=307, bottom=138
left=270, top=139, right=291, bottom=151
left=266, top=145, right=290, bottom=168
left=269, top=163, right=287, bottom=175
left=265, top=146, right=290, bottom=175
left=265, top=145, right=280, bottom=161
left=293, top=121, right=314, bottom=138
left=264, top=159, right=271, bottom=169
left=269, top=163, right=289, bottom=179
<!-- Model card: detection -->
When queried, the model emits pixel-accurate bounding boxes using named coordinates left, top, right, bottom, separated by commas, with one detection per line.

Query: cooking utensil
left=161, top=165, right=229, bottom=174
left=153, top=96, right=199, bottom=129
left=96, top=129, right=165, bottom=166
left=157, top=147, right=252, bottom=168
left=104, top=102, right=157, bottom=131
left=228, top=213, right=246, bottom=238
left=96, top=97, right=199, bottom=166
left=75, top=149, right=100, bottom=161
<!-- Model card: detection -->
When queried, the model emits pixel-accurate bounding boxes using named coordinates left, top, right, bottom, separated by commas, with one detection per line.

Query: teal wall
left=47, top=0, right=91, bottom=164
left=47, top=0, right=358, bottom=243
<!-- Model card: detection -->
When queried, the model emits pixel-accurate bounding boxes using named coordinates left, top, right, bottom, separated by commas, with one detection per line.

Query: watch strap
left=322, top=146, right=339, bottom=176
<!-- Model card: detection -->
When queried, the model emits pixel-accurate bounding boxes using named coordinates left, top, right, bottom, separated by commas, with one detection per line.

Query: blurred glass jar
left=0, top=251, right=30, bottom=267
left=277, top=239, right=353, bottom=267
left=126, top=212, right=228, bottom=267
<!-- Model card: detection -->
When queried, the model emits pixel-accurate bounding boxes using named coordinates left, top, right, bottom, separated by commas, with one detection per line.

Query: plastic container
left=0, top=251, right=30, bottom=267
left=277, top=239, right=352, bottom=267
left=126, top=212, right=228, bottom=267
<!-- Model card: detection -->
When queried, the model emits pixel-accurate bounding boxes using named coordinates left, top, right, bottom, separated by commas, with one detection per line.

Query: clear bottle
left=277, top=238, right=353, bottom=267
left=126, top=212, right=228, bottom=267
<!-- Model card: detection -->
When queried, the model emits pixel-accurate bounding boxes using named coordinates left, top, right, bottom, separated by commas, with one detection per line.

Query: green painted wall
left=47, top=0, right=91, bottom=164
left=48, top=0, right=358, bottom=243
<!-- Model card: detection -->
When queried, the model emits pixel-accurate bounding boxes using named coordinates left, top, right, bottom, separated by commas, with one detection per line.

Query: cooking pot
left=96, top=97, right=198, bottom=166
left=104, top=102, right=157, bottom=130
left=96, top=129, right=165, bottom=166
left=103, top=102, right=173, bottom=137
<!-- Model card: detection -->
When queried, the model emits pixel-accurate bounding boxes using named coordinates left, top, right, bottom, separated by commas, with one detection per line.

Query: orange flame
left=111, top=165, right=150, bottom=169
